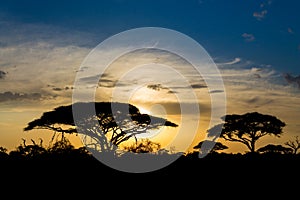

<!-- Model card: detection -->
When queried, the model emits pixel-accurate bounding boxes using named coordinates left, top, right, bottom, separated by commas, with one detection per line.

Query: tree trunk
left=250, top=140, right=256, bottom=153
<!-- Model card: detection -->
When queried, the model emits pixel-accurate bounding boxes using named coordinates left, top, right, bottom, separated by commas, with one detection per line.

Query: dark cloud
left=52, top=87, right=63, bottom=91
left=0, top=91, right=42, bottom=102
left=64, top=86, right=73, bottom=90
left=167, top=90, right=177, bottom=94
left=191, top=84, right=207, bottom=89
left=79, top=73, right=117, bottom=88
left=246, top=96, right=274, bottom=108
left=75, top=66, right=89, bottom=72
left=147, top=84, right=182, bottom=94
left=50, top=85, right=74, bottom=91
left=0, top=70, right=7, bottom=79
left=79, top=75, right=100, bottom=84
left=252, top=74, right=261, bottom=79
left=147, top=84, right=166, bottom=91
left=209, top=90, right=224, bottom=94
left=147, top=82, right=207, bottom=92
left=283, top=73, right=300, bottom=88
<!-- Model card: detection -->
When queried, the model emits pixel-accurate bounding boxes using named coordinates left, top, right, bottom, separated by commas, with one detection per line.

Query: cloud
left=191, top=83, right=207, bottom=89
left=0, top=16, right=96, bottom=107
left=52, top=87, right=63, bottom=91
left=147, top=84, right=166, bottom=91
left=79, top=74, right=131, bottom=88
left=0, top=91, right=43, bottom=102
left=167, top=90, right=177, bottom=94
left=242, top=33, right=255, bottom=42
left=217, top=58, right=241, bottom=65
left=98, top=79, right=118, bottom=88
left=209, top=90, right=224, bottom=94
left=0, top=70, right=6, bottom=79
left=288, top=28, right=294, bottom=34
left=254, top=0, right=271, bottom=21
left=283, top=73, right=300, bottom=88
left=253, top=10, right=268, bottom=20
left=146, top=84, right=192, bottom=94
left=78, top=75, right=100, bottom=84
left=246, top=96, right=274, bottom=108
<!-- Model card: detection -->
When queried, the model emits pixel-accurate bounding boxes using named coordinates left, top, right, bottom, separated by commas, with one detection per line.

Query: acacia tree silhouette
left=257, top=144, right=293, bottom=154
left=285, top=136, right=300, bottom=154
left=207, top=112, right=286, bottom=153
left=24, top=102, right=177, bottom=153
left=193, top=140, right=228, bottom=154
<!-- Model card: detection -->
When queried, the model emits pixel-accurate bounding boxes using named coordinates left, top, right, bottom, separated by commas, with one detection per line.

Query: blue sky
left=1, top=0, right=300, bottom=74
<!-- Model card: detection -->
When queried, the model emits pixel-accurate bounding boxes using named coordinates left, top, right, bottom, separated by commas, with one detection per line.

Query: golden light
left=139, top=107, right=151, bottom=115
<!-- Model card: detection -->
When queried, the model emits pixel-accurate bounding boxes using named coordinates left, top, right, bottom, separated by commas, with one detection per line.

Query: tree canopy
left=24, top=102, right=177, bottom=152
left=208, top=112, right=286, bottom=153
left=193, top=140, right=228, bottom=154
left=285, top=136, right=300, bottom=154
left=257, top=144, right=292, bottom=154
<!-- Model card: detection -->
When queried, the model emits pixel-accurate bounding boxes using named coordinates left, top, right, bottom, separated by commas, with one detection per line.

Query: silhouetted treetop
left=285, top=136, right=300, bottom=154
left=124, top=139, right=161, bottom=153
left=208, top=112, right=286, bottom=153
left=257, top=144, right=292, bottom=154
left=24, top=102, right=177, bottom=151
left=193, top=140, right=228, bottom=154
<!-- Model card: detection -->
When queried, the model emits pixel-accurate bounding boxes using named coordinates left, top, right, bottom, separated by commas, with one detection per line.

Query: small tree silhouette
left=208, top=112, right=286, bottom=153
left=48, top=137, right=75, bottom=154
left=123, top=139, right=161, bottom=153
left=257, top=144, right=293, bottom=154
left=285, top=136, right=300, bottom=154
left=193, top=140, right=228, bottom=154
left=0, top=147, right=7, bottom=154
left=0, top=147, right=8, bottom=159
left=9, top=139, right=47, bottom=159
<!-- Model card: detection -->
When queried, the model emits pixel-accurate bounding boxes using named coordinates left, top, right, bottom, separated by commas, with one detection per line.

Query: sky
left=0, top=0, right=300, bottom=154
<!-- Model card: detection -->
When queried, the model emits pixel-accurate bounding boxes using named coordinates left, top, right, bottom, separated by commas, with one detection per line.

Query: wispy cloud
left=0, top=91, right=43, bottom=102
left=147, top=84, right=167, bottom=91
left=209, top=90, right=224, bottom=94
left=0, top=70, right=6, bottom=79
left=283, top=73, right=300, bottom=88
left=191, top=83, right=207, bottom=89
left=253, top=10, right=268, bottom=21
left=288, top=27, right=294, bottom=34
left=216, top=58, right=241, bottom=65
left=242, top=33, right=255, bottom=42
left=0, top=16, right=95, bottom=105
left=50, top=86, right=73, bottom=91
left=253, top=0, right=271, bottom=21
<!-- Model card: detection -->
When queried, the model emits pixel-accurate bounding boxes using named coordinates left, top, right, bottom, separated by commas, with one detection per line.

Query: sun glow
left=139, top=107, right=151, bottom=115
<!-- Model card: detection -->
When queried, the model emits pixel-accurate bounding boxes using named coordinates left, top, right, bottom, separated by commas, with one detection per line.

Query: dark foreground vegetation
left=1, top=140, right=300, bottom=198
left=1, top=139, right=300, bottom=178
